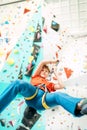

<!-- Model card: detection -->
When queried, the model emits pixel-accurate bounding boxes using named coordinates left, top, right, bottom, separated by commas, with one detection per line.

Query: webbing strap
left=42, top=93, right=50, bottom=109
left=24, top=88, right=38, bottom=100
left=25, top=84, right=50, bottom=109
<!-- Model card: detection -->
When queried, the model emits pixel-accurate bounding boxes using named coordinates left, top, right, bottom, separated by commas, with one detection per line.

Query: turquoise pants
left=0, top=80, right=82, bottom=116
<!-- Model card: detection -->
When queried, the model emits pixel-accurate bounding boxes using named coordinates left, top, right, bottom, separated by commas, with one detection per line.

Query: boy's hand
left=50, top=59, right=59, bottom=64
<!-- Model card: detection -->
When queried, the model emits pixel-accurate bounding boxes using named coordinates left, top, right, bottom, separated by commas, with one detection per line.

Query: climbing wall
left=0, top=1, right=46, bottom=130
left=0, top=0, right=87, bottom=130
left=41, top=1, right=87, bottom=130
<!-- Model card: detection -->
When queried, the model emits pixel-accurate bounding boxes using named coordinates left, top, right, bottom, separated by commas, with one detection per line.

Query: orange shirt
left=30, top=75, right=55, bottom=92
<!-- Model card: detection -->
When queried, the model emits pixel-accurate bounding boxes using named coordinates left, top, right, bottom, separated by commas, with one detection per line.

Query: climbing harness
left=25, top=84, right=50, bottom=109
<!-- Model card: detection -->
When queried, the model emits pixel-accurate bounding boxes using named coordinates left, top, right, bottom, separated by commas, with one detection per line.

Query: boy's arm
left=54, top=76, right=65, bottom=90
left=53, top=70, right=65, bottom=90
left=33, top=59, right=58, bottom=76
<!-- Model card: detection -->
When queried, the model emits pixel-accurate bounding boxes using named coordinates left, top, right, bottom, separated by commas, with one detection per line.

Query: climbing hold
left=5, top=21, right=9, bottom=24
left=16, top=43, right=19, bottom=47
left=43, top=25, right=47, bottom=33
left=51, top=20, right=60, bottom=31
left=29, top=26, right=35, bottom=32
left=3, top=69, right=7, bottom=72
left=0, top=32, right=1, bottom=37
left=14, top=49, right=19, bottom=54
left=9, top=120, right=15, bottom=126
left=7, top=58, right=15, bottom=66
left=0, top=51, right=4, bottom=57
left=64, top=67, right=73, bottom=78
left=28, top=56, right=34, bottom=63
left=24, top=8, right=30, bottom=14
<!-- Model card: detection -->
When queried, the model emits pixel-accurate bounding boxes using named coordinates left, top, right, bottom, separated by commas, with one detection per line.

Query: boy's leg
left=45, top=92, right=82, bottom=116
left=16, top=106, right=41, bottom=130
left=0, top=80, right=37, bottom=113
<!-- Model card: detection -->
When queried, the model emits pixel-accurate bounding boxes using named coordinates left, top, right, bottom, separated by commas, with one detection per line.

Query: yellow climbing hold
left=37, top=124, right=41, bottom=127
left=7, top=58, right=15, bottom=66
left=0, top=50, right=4, bottom=57
left=28, top=26, right=35, bottom=32
left=83, top=63, right=87, bottom=69
left=31, top=47, right=34, bottom=53
left=14, top=49, right=19, bottom=54
left=28, top=56, right=34, bottom=63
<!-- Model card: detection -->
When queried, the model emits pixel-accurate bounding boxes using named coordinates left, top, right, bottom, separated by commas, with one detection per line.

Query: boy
left=0, top=60, right=87, bottom=117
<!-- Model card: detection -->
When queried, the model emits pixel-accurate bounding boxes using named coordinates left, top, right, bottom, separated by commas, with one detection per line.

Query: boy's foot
left=80, top=98, right=87, bottom=114
left=24, top=107, right=36, bottom=119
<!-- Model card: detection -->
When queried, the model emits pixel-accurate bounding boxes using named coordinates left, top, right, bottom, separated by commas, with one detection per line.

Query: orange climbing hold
left=64, top=67, right=73, bottom=78
left=56, top=52, right=58, bottom=59
left=56, top=45, right=61, bottom=50
left=24, top=8, right=30, bottom=14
